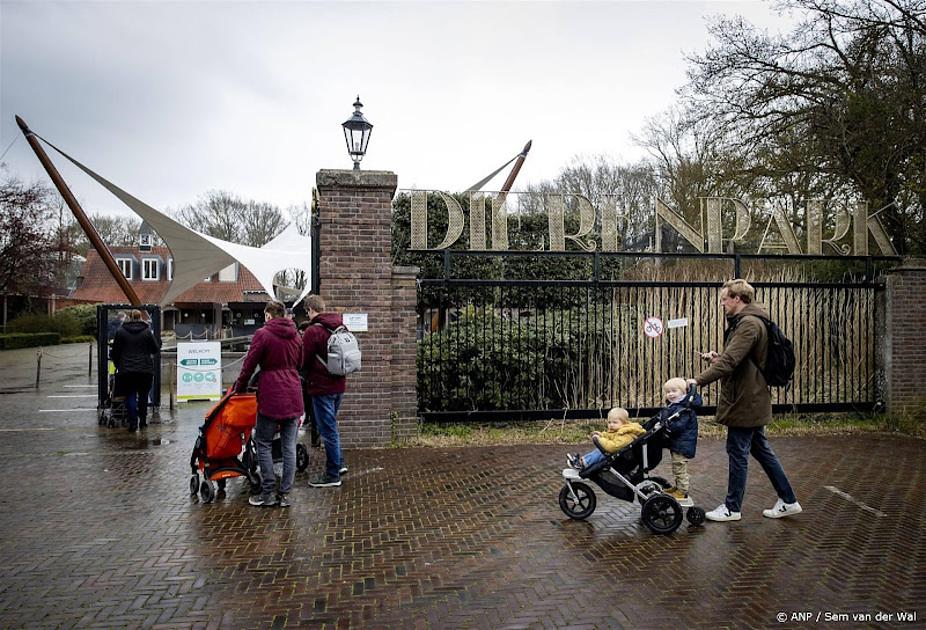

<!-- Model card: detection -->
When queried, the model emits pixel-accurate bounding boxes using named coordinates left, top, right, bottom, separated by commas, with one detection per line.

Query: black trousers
left=118, top=371, right=154, bottom=428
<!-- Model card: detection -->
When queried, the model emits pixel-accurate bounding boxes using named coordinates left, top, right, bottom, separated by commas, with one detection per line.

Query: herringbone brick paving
left=0, top=345, right=924, bottom=628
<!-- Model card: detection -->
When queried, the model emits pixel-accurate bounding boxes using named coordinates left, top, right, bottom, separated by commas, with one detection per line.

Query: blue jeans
left=311, top=393, right=343, bottom=479
left=725, top=426, right=796, bottom=512
left=255, top=413, right=297, bottom=497
left=581, top=449, right=606, bottom=468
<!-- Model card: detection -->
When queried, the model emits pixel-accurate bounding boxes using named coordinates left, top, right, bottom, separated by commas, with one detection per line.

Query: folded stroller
left=558, top=392, right=706, bottom=535
left=189, top=388, right=260, bottom=503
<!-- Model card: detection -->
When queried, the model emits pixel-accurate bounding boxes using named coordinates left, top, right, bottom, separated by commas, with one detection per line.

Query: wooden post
left=15, top=115, right=140, bottom=306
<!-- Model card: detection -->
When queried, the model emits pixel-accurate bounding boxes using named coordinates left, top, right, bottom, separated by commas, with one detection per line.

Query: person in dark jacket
left=234, top=300, right=304, bottom=508
left=301, top=294, right=347, bottom=488
left=692, top=279, right=802, bottom=522
left=111, top=309, right=161, bottom=431
left=659, top=378, right=701, bottom=507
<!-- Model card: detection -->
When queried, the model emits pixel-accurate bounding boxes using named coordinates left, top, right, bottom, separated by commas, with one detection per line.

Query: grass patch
left=411, top=412, right=913, bottom=447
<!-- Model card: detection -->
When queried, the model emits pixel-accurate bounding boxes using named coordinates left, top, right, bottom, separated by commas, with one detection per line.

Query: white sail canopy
left=42, top=137, right=313, bottom=306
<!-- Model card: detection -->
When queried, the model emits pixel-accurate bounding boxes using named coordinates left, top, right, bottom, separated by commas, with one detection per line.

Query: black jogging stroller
left=558, top=388, right=706, bottom=535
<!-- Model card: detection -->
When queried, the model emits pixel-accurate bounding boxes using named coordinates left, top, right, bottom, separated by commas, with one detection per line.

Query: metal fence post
left=35, top=348, right=42, bottom=389
left=88, top=342, right=93, bottom=377
left=169, top=360, right=176, bottom=411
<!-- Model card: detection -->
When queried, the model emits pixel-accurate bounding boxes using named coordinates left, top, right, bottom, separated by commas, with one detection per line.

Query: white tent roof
left=44, top=138, right=313, bottom=306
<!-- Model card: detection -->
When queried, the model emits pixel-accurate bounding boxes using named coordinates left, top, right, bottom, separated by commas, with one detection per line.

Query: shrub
left=61, top=335, right=95, bottom=344
left=0, top=332, right=61, bottom=349
left=7, top=312, right=80, bottom=338
left=56, top=305, right=98, bottom=336
left=417, top=309, right=586, bottom=412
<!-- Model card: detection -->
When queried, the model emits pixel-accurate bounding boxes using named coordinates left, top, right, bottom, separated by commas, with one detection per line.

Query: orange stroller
left=189, top=388, right=260, bottom=503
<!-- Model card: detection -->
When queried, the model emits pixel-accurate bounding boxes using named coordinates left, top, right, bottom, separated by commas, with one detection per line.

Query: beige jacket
left=695, top=302, right=772, bottom=428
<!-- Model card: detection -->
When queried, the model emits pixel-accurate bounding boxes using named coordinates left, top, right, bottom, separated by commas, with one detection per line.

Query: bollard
left=88, top=341, right=93, bottom=377
left=35, top=347, right=42, bottom=389
left=169, top=360, right=176, bottom=411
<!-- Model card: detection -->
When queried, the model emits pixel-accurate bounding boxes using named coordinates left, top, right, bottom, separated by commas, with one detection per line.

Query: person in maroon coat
left=234, top=300, right=304, bottom=507
left=301, top=294, right=347, bottom=488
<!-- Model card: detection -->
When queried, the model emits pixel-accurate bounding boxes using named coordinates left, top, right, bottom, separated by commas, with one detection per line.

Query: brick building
left=70, top=242, right=271, bottom=337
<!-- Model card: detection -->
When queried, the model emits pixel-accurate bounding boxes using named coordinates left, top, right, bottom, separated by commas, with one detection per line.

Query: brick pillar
left=315, top=169, right=419, bottom=446
left=882, top=257, right=926, bottom=416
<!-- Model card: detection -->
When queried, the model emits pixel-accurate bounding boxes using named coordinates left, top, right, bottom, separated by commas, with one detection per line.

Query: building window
left=117, top=258, right=132, bottom=279
left=142, top=258, right=160, bottom=281
left=167, top=258, right=173, bottom=281
left=218, top=263, right=237, bottom=282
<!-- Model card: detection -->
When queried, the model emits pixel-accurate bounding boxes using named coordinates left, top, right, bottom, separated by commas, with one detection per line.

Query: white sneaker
left=705, top=503, right=742, bottom=522
left=763, top=498, right=803, bottom=519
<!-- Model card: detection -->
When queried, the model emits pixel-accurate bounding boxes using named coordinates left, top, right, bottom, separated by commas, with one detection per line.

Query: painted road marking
left=38, top=408, right=98, bottom=413
left=0, top=427, right=58, bottom=431
left=47, top=395, right=96, bottom=398
left=824, top=485, right=886, bottom=517
left=64, top=385, right=95, bottom=388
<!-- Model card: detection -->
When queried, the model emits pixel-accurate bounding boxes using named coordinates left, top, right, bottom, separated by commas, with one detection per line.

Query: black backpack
left=730, top=314, right=796, bottom=387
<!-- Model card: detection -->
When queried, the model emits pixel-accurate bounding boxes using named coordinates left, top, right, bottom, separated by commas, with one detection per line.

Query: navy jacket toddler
left=660, top=388, right=702, bottom=459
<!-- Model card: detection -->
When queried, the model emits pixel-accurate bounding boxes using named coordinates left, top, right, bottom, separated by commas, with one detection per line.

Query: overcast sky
left=0, top=1, right=792, bottom=219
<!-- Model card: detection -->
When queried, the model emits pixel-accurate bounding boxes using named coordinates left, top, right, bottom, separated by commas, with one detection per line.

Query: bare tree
left=683, top=0, right=926, bottom=252
left=0, top=173, right=56, bottom=296
left=172, top=190, right=286, bottom=247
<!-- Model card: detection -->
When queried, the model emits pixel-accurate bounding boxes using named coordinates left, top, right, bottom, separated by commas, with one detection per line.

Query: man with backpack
left=690, top=279, right=802, bottom=522
left=301, top=295, right=349, bottom=488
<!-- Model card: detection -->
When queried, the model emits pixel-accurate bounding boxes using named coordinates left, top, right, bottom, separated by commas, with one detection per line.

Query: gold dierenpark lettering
left=407, top=190, right=897, bottom=256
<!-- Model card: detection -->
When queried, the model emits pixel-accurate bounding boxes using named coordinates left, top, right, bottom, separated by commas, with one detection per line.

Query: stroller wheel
left=296, top=444, right=309, bottom=472
left=247, top=472, right=262, bottom=495
left=641, top=494, right=683, bottom=535
left=686, top=506, right=706, bottom=527
left=648, top=476, right=672, bottom=490
left=558, top=482, right=596, bottom=520
left=189, top=474, right=199, bottom=496
left=216, top=478, right=227, bottom=492
left=635, top=479, right=664, bottom=505
left=199, top=480, right=216, bottom=504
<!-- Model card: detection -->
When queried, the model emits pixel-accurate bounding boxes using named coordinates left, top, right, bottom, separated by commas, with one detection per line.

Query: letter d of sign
left=410, top=190, right=465, bottom=250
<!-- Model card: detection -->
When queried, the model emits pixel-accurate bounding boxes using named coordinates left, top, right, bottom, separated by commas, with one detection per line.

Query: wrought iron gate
left=415, top=251, right=896, bottom=422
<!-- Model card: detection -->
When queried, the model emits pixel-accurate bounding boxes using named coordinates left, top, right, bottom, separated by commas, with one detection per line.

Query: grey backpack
left=315, top=323, right=361, bottom=376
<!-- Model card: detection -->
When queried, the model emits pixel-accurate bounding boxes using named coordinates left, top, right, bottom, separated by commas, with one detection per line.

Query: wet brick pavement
left=0, top=344, right=924, bottom=629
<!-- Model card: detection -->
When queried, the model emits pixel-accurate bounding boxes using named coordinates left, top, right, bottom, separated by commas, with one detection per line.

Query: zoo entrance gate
left=414, top=251, right=897, bottom=423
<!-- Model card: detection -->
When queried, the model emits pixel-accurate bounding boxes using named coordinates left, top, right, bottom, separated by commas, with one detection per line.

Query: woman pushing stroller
left=234, top=300, right=304, bottom=508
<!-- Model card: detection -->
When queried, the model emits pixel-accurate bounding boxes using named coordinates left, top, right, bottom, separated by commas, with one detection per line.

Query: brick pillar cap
left=316, top=169, right=397, bottom=191
left=393, top=265, right=420, bottom=276
left=888, top=257, right=926, bottom=273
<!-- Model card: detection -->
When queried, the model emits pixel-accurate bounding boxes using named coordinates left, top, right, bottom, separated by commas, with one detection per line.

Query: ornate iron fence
left=415, top=251, right=897, bottom=422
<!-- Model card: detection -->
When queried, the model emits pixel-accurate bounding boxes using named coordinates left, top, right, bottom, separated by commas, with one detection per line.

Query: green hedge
left=7, top=312, right=81, bottom=338
left=56, top=305, right=98, bottom=337
left=418, top=310, right=582, bottom=412
left=62, top=335, right=95, bottom=344
left=0, top=333, right=62, bottom=350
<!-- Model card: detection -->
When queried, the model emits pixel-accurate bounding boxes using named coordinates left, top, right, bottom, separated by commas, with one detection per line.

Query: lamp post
left=342, top=96, right=373, bottom=170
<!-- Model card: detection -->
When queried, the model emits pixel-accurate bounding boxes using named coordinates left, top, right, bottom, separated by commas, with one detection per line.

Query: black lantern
left=342, top=96, right=373, bottom=170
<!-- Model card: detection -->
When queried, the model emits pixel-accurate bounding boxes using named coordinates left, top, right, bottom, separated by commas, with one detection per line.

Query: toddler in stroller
left=558, top=383, right=705, bottom=534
